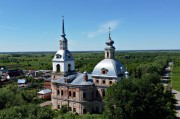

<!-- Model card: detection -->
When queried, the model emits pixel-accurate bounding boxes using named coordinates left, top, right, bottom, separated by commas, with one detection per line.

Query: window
left=61, top=90, right=63, bottom=96
left=101, top=68, right=108, bottom=74
left=107, top=52, right=109, bottom=58
left=103, top=80, right=106, bottom=84
left=58, top=105, right=60, bottom=109
left=102, top=70, right=106, bottom=74
left=83, top=93, right=86, bottom=99
left=56, top=54, right=62, bottom=58
left=73, top=108, right=76, bottom=112
left=68, top=64, right=71, bottom=72
left=73, top=92, right=76, bottom=97
left=96, top=79, right=99, bottom=83
left=56, top=64, right=60, bottom=72
left=69, top=107, right=72, bottom=111
left=57, top=90, right=60, bottom=95
left=83, top=109, right=86, bottom=114
left=69, top=91, right=71, bottom=96
left=109, top=81, right=112, bottom=85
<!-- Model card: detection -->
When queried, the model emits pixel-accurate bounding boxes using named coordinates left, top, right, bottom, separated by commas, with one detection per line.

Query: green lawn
left=172, top=66, right=180, bottom=91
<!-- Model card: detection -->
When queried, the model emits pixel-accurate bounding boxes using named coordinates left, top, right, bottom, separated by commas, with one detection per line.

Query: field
left=172, top=66, right=180, bottom=91
left=0, top=53, right=54, bottom=70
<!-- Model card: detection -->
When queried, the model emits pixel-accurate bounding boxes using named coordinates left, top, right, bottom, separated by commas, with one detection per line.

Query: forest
left=0, top=50, right=180, bottom=119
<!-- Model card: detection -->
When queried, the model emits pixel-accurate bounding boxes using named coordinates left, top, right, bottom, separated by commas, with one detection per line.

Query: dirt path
left=162, top=62, right=180, bottom=118
left=172, top=90, right=180, bottom=118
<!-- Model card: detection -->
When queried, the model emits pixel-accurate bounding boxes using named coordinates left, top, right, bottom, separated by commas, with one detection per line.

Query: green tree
left=104, top=77, right=176, bottom=119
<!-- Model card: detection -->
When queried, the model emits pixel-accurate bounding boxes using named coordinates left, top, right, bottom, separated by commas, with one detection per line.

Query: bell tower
left=51, top=16, right=75, bottom=80
left=105, top=27, right=115, bottom=59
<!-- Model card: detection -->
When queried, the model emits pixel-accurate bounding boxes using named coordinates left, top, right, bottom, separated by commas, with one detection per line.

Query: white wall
left=52, top=60, right=75, bottom=73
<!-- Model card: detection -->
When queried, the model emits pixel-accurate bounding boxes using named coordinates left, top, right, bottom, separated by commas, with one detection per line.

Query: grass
left=172, top=66, right=180, bottom=91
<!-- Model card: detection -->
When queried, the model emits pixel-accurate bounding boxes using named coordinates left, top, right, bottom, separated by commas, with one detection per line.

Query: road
left=163, top=62, right=180, bottom=118
left=173, top=90, right=180, bottom=119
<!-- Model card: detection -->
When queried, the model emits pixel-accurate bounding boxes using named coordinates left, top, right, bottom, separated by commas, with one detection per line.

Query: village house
left=37, top=89, right=52, bottom=99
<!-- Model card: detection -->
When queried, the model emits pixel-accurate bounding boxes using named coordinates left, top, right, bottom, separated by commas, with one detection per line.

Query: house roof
left=52, top=73, right=94, bottom=86
left=44, top=77, right=51, bottom=82
left=17, top=79, right=26, bottom=84
left=37, top=89, right=52, bottom=94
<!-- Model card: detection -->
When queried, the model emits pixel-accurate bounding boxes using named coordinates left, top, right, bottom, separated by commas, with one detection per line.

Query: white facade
left=52, top=60, right=75, bottom=73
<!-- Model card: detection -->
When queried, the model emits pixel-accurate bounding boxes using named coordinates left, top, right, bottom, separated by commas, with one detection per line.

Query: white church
left=51, top=17, right=128, bottom=114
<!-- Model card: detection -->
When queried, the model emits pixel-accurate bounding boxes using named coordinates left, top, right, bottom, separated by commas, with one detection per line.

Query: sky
left=0, top=0, right=180, bottom=52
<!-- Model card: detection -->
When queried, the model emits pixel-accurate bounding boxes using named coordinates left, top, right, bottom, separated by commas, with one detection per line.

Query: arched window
left=68, top=64, right=71, bottom=72
left=73, top=92, right=76, bottom=97
left=107, top=52, right=109, bottom=58
left=56, top=64, right=60, bottom=72
left=69, top=91, right=71, bottom=96
left=56, top=54, right=61, bottom=58
left=101, top=68, right=108, bottom=74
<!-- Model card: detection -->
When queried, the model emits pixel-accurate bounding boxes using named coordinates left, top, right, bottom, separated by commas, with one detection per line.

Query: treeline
left=1, top=51, right=180, bottom=74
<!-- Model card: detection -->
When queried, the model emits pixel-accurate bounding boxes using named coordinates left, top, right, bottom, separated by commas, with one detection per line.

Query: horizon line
left=1, top=49, right=180, bottom=53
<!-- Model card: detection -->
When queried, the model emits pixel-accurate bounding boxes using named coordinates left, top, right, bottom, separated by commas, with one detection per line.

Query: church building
left=51, top=17, right=128, bottom=114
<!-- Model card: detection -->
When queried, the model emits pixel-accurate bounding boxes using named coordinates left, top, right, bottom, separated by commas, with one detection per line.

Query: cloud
left=85, top=20, right=120, bottom=38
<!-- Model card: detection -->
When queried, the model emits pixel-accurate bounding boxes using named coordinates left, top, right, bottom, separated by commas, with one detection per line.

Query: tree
left=104, top=77, right=176, bottom=119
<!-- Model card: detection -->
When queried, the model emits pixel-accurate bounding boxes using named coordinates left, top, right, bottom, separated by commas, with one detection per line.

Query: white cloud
left=85, top=20, right=120, bottom=38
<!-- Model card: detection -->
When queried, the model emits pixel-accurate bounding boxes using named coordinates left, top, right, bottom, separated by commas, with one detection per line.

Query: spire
left=59, top=16, right=68, bottom=50
left=109, top=27, right=111, bottom=36
left=61, top=16, right=66, bottom=36
left=106, top=27, right=114, bottom=47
